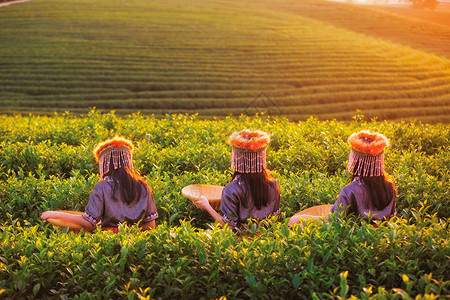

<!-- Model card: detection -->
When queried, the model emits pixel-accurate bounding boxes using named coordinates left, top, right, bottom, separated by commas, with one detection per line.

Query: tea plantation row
left=0, top=112, right=448, bottom=298
left=1, top=0, right=450, bottom=122
left=1, top=217, right=448, bottom=299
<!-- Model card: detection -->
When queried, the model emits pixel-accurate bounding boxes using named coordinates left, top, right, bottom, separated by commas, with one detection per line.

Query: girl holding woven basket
left=289, top=130, right=397, bottom=226
left=41, top=137, right=158, bottom=232
left=195, top=129, right=280, bottom=230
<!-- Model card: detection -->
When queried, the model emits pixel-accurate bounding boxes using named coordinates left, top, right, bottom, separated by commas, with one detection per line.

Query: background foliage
left=0, top=112, right=448, bottom=299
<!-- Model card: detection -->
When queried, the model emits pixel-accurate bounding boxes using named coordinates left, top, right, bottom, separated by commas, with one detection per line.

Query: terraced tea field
left=0, top=0, right=449, bottom=122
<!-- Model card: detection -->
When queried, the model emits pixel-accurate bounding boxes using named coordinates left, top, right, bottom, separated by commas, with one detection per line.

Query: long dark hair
left=232, top=169, right=277, bottom=210
left=351, top=162, right=397, bottom=210
left=104, top=162, right=148, bottom=205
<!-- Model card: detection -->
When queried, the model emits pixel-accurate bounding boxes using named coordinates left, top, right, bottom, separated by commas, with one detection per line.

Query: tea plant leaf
left=281, top=225, right=290, bottom=238
left=393, top=288, right=412, bottom=299
left=292, top=273, right=301, bottom=289
left=33, top=283, right=41, bottom=296
left=402, top=274, right=410, bottom=283
left=340, top=271, right=349, bottom=299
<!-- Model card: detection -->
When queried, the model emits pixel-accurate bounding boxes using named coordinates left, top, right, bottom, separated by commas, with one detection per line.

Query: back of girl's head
left=94, top=137, right=147, bottom=204
left=105, top=164, right=147, bottom=205
left=347, top=130, right=389, bottom=177
left=94, top=136, right=135, bottom=179
left=233, top=170, right=276, bottom=210
left=347, top=131, right=396, bottom=210
left=229, top=129, right=270, bottom=174
left=228, top=129, right=275, bottom=209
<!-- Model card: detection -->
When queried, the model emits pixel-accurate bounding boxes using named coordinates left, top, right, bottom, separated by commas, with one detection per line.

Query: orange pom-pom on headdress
left=229, top=129, right=270, bottom=152
left=347, top=130, right=389, bottom=177
left=229, top=129, right=270, bottom=173
left=93, top=137, right=134, bottom=178
left=348, top=130, right=389, bottom=156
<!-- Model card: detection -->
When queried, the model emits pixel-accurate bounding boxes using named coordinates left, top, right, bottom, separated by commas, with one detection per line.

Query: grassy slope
left=0, top=0, right=449, bottom=122
left=0, top=114, right=448, bottom=298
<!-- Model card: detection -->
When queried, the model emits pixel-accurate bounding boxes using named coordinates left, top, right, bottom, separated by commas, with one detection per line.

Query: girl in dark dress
left=195, top=129, right=280, bottom=229
left=41, top=137, right=158, bottom=232
left=289, top=130, right=396, bottom=225
left=331, top=130, right=397, bottom=221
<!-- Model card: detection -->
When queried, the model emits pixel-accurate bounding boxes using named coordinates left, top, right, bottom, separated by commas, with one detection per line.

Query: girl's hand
left=41, top=211, right=58, bottom=221
left=195, top=195, right=212, bottom=211
left=195, top=195, right=225, bottom=226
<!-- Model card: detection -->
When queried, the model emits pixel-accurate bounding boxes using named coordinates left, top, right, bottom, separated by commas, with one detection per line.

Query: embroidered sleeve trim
left=222, top=214, right=238, bottom=227
left=143, top=211, right=158, bottom=222
left=82, top=212, right=98, bottom=226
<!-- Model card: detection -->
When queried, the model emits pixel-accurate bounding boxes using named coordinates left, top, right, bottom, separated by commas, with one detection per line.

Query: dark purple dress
left=331, top=177, right=396, bottom=221
left=221, top=175, right=280, bottom=227
left=82, top=177, right=158, bottom=227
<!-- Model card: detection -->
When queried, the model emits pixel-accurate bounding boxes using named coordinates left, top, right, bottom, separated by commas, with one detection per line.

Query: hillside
left=373, top=3, right=450, bottom=29
left=0, top=0, right=449, bottom=122
left=281, top=0, right=450, bottom=59
left=0, top=114, right=448, bottom=298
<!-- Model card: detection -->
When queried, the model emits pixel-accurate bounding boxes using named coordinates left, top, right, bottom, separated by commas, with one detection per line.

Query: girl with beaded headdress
left=289, top=130, right=396, bottom=226
left=41, top=137, right=158, bottom=232
left=332, top=130, right=397, bottom=221
left=195, top=129, right=280, bottom=230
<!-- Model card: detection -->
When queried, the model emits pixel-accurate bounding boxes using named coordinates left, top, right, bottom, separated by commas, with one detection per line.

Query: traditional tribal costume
left=331, top=130, right=396, bottom=221
left=82, top=137, right=158, bottom=229
left=221, top=130, right=280, bottom=228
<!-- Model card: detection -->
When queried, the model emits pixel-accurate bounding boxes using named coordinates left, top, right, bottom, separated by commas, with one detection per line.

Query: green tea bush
left=0, top=172, right=97, bottom=223
left=0, top=216, right=448, bottom=299
left=0, top=113, right=448, bottom=298
left=0, top=112, right=448, bottom=221
left=0, top=141, right=95, bottom=179
left=384, top=121, right=450, bottom=155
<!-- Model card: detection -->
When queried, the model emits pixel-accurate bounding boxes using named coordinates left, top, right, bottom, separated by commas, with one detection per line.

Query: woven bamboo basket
left=182, top=184, right=224, bottom=210
left=294, top=204, right=333, bottom=217
left=47, top=210, right=93, bottom=233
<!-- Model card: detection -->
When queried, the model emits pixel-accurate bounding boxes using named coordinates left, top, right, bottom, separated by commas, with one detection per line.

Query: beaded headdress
left=93, top=137, right=134, bottom=178
left=229, top=129, right=270, bottom=173
left=347, top=130, right=389, bottom=177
